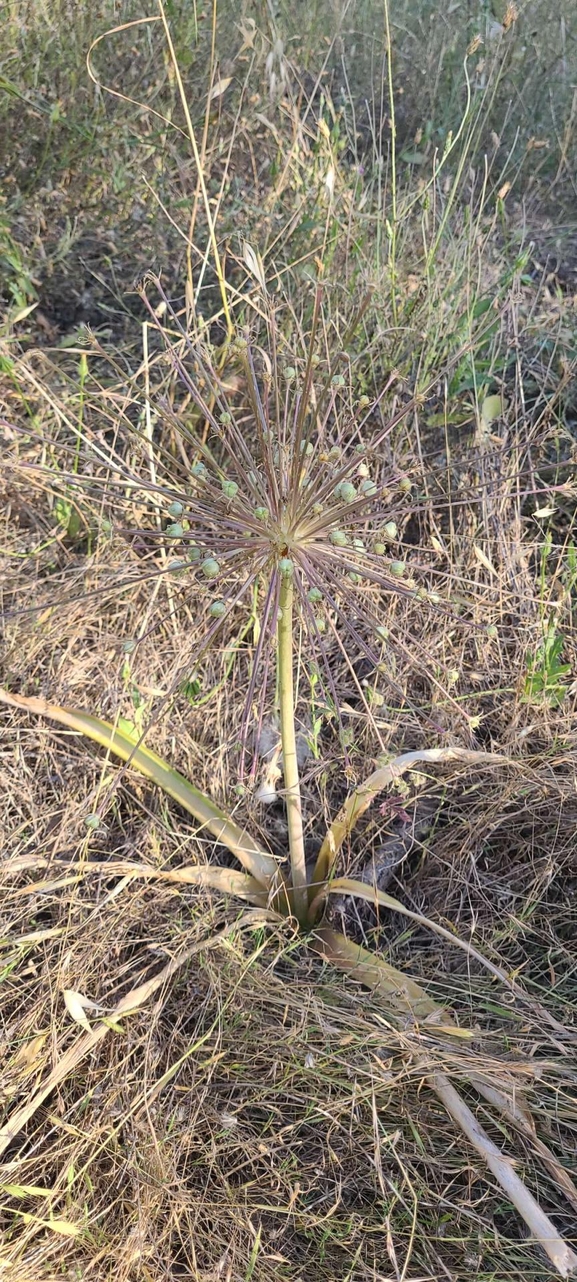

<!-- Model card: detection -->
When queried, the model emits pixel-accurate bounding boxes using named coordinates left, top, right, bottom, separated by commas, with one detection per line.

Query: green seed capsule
left=187, top=545, right=201, bottom=562
left=416, top=587, right=428, bottom=601
left=167, top=501, right=184, bottom=518
left=312, top=502, right=324, bottom=516
left=201, top=557, right=220, bottom=579
left=358, top=394, right=371, bottom=409
left=376, top=625, right=389, bottom=640
left=209, top=600, right=226, bottom=617
left=340, top=482, right=357, bottom=503
left=429, top=591, right=441, bottom=605
left=254, top=506, right=269, bottom=522
left=360, top=478, right=377, bottom=496
left=373, top=541, right=386, bottom=556
left=348, top=571, right=361, bottom=583
left=284, top=366, right=296, bottom=381
left=352, top=538, right=365, bottom=551
left=327, top=446, right=341, bottom=461
left=383, top=521, right=398, bottom=542
left=308, top=587, right=322, bottom=603
left=166, top=522, right=184, bottom=538
left=168, top=558, right=187, bottom=571
left=390, top=560, right=406, bottom=577
left=84, top=813, right=100, bottom=830
left=330, top=529, right=348, bottom=547
left=122, top=639, right=136, bottom=653
left=331, top=373, right=345, bottom=388
left=219, top=411, right=232, bottom=425
left=279, top=557, right=294, bottom=577
left=315, top=616, right=326, bottom=634
left=192, top=462, right=208, bottom=480
left=221, top=480, right=239, bottom=500
left=486, top=623, right=498, bottom=639
left=399, top=477, right=412, bottom=494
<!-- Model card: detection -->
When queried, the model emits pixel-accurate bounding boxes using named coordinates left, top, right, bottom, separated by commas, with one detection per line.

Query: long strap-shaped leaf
left=0, top=688, right=278, bottom=884
left=313, top=747, right=507, bottom=885
left=312, top=876, right=519, bottom=995
left=312, top=924, right=457, bottom=1029
left=313, top=927, right=577, bottom=1279
left=313, top=877, right=570, bottom=1038
left=163, top=864, right=272, bottom=908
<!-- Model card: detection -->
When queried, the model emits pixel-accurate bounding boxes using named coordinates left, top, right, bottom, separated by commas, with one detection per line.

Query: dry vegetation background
left=1, top=1, right=577, bottom=1279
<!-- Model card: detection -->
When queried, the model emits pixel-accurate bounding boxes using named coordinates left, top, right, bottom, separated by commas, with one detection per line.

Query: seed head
left=131, top=278, right=449, bottom=747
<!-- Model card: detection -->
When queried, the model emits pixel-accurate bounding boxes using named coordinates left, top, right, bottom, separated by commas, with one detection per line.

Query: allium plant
left=2, top=282, right=576, bottom=1276
left=138, top=280, right=445, bottom=920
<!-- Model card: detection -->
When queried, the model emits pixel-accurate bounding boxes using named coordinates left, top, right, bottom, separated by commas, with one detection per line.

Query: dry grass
left=1, top=1, right=577, bottom=1278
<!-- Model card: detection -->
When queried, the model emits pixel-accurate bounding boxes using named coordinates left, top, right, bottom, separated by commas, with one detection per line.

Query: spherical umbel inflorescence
left=139, top=280, right=452, bottom=691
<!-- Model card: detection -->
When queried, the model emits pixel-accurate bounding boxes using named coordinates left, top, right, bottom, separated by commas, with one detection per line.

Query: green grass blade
left=0, top=688, right=278, bottom=885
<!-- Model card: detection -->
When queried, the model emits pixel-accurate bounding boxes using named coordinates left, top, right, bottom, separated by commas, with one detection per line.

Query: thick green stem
left=278, top=573, right=308, bottom=923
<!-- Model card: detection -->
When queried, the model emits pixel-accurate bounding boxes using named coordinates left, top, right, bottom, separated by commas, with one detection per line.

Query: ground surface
left=1, top=3, right=576, bottom=1279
